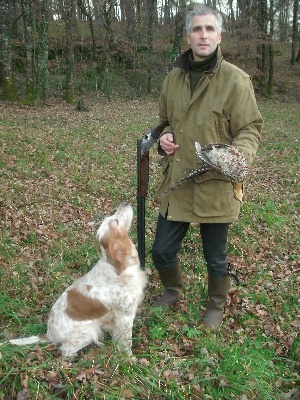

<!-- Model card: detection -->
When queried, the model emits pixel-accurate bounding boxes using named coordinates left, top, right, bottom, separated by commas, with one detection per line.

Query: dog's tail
left=7, top=334, right=48, bottom=346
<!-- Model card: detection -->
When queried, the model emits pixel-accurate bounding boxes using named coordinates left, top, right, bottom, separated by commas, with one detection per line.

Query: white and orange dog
left=7, top=201, right=147, bottom=357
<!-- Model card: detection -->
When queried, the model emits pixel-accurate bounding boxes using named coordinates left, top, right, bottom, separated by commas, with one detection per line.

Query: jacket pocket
left=156, top=157, right=170, bottom=196
left=212, top=111, right=231, bottom=142
left=192, top=111, right=232, bottom=144
left=193, top=179, right=232, bottom=217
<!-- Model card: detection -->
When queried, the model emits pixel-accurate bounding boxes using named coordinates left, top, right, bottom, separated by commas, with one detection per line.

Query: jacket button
left=176, top=158, right=179, bottom=162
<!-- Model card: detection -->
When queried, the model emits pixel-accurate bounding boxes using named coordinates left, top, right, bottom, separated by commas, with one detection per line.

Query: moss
left=22, top=81, right=37, bottom=106
left=0, top=75, right=18, bottom=101
left=65, top=84, right=76, bottom=105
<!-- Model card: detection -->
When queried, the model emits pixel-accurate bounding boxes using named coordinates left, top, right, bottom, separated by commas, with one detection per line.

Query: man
left=151, top=4, right=263, bottom=330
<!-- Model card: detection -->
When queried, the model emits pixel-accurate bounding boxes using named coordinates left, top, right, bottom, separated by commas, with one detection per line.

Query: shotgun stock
left=136, top=121, right=169, bottom=269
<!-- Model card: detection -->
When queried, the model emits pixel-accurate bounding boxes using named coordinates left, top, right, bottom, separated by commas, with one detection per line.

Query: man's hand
left=159, top=132, right=179, bottom=155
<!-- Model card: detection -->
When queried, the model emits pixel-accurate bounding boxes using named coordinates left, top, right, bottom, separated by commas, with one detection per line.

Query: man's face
left=187, top=14, right=222, bottom=61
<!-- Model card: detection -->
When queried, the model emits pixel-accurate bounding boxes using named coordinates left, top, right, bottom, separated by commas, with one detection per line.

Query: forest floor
left=0, top=92, right=299, bottom=398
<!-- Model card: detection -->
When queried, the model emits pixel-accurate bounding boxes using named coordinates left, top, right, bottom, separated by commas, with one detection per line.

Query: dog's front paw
left=94, top=339, right=104, bottom=347
left=129, top=355, right=137, bottom=363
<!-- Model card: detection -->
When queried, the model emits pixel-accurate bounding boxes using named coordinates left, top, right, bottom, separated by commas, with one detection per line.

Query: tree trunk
left=278, top=0, right=289, bottom=42
left=291, top=0, right=299, bottom=65
left=125, top=0, right=134, bottom=39
left=146, top=0, right=155, bottom=93
left=227, top=0, right=235, bottom=33
left=103, top=0, right=114, bottom=52
left=236, top=0, right=251, bottom=26
left=133, top=0, right=140, bottom=73
left=65, top=0, right=76, bottom=105
left=92, top=0, right=103, bottom=25
left=256, top=0, right=269, bottom=96
left=267, top=0, right=274, bottom=97
left=21, top=0, right=36, bottom=105
left=164, top=0, right=171, bottom=25
left=172, top=0, right=186, bottom=58
left=77, top=0, right=96, bottom=58
left=0, top=0, right=17, bottom=101
left=102, top=0, right=114, bottom=101
left=35, top=0, right=49, bottom=107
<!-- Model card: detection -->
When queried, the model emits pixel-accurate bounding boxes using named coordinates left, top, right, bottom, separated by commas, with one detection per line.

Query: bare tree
left=65, top=0, right=76, bottom=104
left=255, top=0, right=271, bottom=96
left=163, top=0, right=171, bottom=25
left=236, top=0, right=252, bottom=32
left=21, top=0, right=36, bottom=105
left=103, top=0, right=114, bottom=51
left=146, top=0, right=155, bottom=93
left=268, top=0, right=274, bottom=95
left=77, top=0, right=97, bottom=58
left=92, top=0, right=103, bottom=25
left=291, top=0, right=299, bottom=64
left=101, top=0, right=115, bottom=100
left=0, top=0, right=17, bottom=101
left=227, top=0, right=235, bottom=33
left=132, top=0, right=141, bottom=74
left=125, top=0, right=135, bottom=39
left=173, top=0, right=186, bottom=58
left=34, top=0, right=49, bottom=107
left=278, top=0, right=290, bottom=42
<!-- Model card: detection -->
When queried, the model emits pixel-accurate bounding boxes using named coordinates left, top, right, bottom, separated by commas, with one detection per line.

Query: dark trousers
left=152, top=213, right=230, bottom=278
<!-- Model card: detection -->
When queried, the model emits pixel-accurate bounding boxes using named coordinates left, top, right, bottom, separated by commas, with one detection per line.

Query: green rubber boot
left=202, top=275, right=230, bottom=330
left=153, top=265, right=182, bottom=310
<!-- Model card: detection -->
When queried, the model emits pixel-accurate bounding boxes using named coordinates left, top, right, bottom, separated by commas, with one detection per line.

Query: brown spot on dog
left=66, top=288, right=108, bottom=321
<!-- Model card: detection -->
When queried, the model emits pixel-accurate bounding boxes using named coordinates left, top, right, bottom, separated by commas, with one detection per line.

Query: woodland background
left=0, top=0, right=299, bottom=106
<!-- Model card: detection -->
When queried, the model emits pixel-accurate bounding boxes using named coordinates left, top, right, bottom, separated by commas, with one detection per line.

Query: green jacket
left=157, top=47, right=263, bottom=223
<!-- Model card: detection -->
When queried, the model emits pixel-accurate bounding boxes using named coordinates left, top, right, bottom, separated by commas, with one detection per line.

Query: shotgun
left=136, top=121, right=169, bottom=269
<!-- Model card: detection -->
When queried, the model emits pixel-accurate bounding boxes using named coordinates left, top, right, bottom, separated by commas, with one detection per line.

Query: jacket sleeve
left=229, top=79, right=263, bottom=164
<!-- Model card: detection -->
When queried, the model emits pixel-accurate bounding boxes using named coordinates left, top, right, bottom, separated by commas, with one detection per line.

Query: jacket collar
left=172, top=46, right=223, bottom=74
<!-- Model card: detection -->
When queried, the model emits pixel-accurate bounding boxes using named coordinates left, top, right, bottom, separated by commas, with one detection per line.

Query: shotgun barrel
left=136, top=121, right=169, bottom=269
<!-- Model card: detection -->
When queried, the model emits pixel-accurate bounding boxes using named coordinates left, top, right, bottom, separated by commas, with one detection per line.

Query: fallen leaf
left=163, top=369, right=179, bottom=381
left=121, top=388, right=134, bottom=398
left=20, top=374, right=29, bottom=389
left=219, top=377, right=228, bottom=387
left=46, top=370, right=61, bottom=384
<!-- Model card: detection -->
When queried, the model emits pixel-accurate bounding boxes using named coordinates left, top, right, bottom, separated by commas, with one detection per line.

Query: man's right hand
left=159, top=132, right=179, bottom=155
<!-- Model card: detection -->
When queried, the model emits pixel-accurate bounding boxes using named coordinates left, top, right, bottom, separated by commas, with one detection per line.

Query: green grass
left=0, top=99, right=299, bottom=399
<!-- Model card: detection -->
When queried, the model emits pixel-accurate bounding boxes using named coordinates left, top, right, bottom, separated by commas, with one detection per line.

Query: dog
left=6, top=201, right=147, bottom=357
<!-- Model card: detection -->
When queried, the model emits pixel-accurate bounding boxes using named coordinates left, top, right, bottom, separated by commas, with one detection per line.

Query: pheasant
left=163, top=142, right=249, bottom=202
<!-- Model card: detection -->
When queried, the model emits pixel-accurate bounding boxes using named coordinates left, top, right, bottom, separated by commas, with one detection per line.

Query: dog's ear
left=98, top=220, right=133, bottom=275
left=106, top=236, right=132, bottom=275
left=97, top=219, right=118, bottom=254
